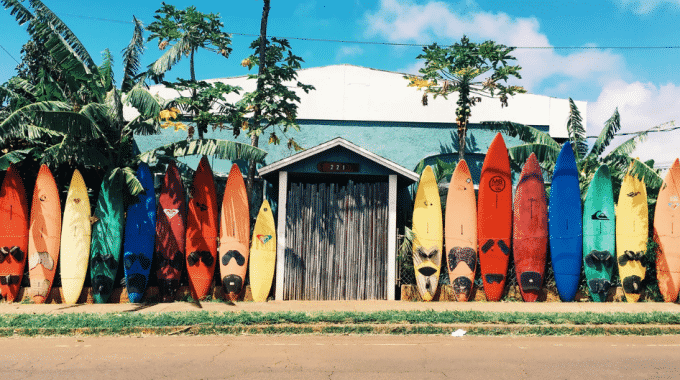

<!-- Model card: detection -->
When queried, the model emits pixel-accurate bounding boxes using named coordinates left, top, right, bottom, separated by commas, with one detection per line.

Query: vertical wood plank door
left=283, top=181, right=388, bottom=300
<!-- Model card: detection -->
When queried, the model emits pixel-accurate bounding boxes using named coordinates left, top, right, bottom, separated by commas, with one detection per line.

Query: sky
left=1, top=0, right=679, bottom=167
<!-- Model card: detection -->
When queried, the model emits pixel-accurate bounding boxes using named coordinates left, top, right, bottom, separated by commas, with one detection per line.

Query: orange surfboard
left=477, top=133, right=512, bottom=301
left=186, top=156, right=218, bottom=300
left=445, top=160, right=477, bottom=302
left=655, top=158, right=680, bottom=302
left=28, top=164, right=61, bottom=303
left=219, top=164, right=250, bottom=301
left=0, top=164, right=29, bottom=302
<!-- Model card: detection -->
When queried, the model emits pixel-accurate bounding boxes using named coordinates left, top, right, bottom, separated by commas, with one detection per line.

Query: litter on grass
left=451, top=329, right=467, bottom=337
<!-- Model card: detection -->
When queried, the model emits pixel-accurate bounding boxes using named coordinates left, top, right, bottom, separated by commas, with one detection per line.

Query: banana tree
left=483, top=98, right=664, bottom=197
left=1, top=0, right=266, bottom=196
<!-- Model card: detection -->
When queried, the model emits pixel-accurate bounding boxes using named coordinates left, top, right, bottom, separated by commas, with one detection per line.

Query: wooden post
left=275, top=171, right=287, bottom=301
left=387, top=175, right=397, bottom=301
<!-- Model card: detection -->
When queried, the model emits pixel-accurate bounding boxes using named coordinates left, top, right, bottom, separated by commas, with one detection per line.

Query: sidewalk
left=1, top=300, right=680, bottom=314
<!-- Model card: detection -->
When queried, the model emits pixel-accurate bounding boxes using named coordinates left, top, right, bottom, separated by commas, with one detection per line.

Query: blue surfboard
left=123, top=163, right=156, bottom=303
left=548, top=142, right=583, bottom=301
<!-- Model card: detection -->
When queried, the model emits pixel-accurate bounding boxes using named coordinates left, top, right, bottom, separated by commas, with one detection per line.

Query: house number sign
left=317, top=161, right=360, bottom=173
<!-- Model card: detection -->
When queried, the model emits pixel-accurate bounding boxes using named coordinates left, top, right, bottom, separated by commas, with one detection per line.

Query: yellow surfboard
left=412, top=166, right=443, bottom=301
left=249, top=200, right=276, bottom=302
left=616, top=165, right=648, bottom=303
left=60, top=170, right=91, bottom=304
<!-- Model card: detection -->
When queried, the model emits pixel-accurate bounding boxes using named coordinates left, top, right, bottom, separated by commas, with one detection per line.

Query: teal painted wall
left=134, top=120, right=548, bottom=181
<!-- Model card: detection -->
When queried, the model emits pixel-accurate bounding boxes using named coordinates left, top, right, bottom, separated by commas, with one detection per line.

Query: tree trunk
left=190, top=48, right=203, bottom=139
left=458, top=121, right=466, bottom=161
left=245, top=0, right=271, bottom=200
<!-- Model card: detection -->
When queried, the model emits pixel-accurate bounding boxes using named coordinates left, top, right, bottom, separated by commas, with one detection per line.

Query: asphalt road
left=2, top=334, right=680, bottom=379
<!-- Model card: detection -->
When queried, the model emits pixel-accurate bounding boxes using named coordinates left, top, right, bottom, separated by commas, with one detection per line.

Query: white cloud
left=363, top=0, right=629, bottom=97
left=588, top=80, right=680, bottom=166
left=335, top=45, right=364, bottom=61
left=613, top=0, right=680, bottom=14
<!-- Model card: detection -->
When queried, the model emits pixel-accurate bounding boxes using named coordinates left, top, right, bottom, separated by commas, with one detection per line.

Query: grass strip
left=2, top=310, right=680, bottom=336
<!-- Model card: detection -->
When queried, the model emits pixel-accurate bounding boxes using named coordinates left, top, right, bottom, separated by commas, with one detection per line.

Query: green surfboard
left=89, top=170, right=126, bottom=303
left=583, top=165, right=616, bottom=302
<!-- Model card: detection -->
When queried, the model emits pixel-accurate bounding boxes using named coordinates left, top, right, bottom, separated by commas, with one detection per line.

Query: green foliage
left=163, top=79, right=242, bottom=138
left=121, top=16, right=145, bottom=93
left=236, top=37, right=315, bottom=148
left=146, top=3, right=232, bottom=83
left=407, top=35, right=525, bottom=160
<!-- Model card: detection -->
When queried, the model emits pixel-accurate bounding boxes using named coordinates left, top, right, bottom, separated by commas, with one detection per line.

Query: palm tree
left=0, top=0, right=266, bottom=194
left=484, top=98, right=665, bottom=195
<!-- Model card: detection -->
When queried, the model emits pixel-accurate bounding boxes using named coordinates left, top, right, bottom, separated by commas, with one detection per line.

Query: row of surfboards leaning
left=413, top=132, right=680, bottom=303
left=0, top=156, right=277, bottom=304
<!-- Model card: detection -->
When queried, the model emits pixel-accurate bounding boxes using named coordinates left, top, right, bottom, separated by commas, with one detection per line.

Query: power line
left=54, top=12, right=680, bottom=51
left=0, top=44, right=20, bottom=65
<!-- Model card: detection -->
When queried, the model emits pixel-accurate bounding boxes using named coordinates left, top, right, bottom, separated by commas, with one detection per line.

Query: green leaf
left=507, top=143, right=561, bottom=172
left=137, top=138, right=267, bottom=164
left=121, top=16, right=145, bottom=93
left=483, top=121, right=560, bottom=149
left=0, top=147, right=40, bottom=170
left=0, top=101, right=69, bottom=142
left=146, top=34, right=191, bottom=83
left=566, top=98, right=587, bottom=161
left=587, top=108, right=620, bottom=160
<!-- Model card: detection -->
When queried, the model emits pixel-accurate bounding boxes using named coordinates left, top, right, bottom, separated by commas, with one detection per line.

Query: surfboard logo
left=489, top=176, right=506, bottom=192
left=39, top=194, right=47, bottom=202
left=164, top=208, right=179, bottom=218
left=257, top=234, right=272, bottom=244
left=195, top=201, right=208, bottom=212
left=73, top=198, right=81, bottom=204
left=627, top=191, right=641, bottom=197
left=591, top=210, right=610, bottom=220
left=670, top=196, right=679, bottom=209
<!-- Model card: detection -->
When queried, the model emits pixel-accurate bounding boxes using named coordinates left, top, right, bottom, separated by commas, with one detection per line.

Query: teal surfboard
left=90, top=170, right=126, bottom=303
left=582, top=165, right=616, bottom=302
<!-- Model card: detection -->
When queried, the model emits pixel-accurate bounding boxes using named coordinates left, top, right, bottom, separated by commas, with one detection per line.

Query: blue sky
left=1, top=0, right=679, bottom=165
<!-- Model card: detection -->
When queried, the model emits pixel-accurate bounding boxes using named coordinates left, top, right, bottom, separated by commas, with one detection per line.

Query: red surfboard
left=0, top=164, right=28, bottom=302
left=219, top=164, right=250, bottom=301
left=513, top=153, right=548, bottom=302
left=478, top=133, right=513, bottom=301
left=155, top=161, right=186, bottom=302
left=186, top=156, right=218, bottom=300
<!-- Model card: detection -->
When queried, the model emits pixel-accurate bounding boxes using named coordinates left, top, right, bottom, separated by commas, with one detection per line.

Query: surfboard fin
left=520, top=271, right=542, bottom=291
left=622, top=275, right=643, bottom=294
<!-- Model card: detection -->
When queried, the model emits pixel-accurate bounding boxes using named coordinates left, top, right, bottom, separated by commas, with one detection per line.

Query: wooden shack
left=258, top=138, right=418, bottom=301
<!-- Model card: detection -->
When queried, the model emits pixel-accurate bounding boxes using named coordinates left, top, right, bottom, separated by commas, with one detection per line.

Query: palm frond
left=566, top=98, right=587, bottom=161
left=0, top=0, right=34, bottom=26
left=587, top=108, right=620, bottom=160
left=124, top=87, right=164, bottom=119
left=482, top=121, right=560, bottom=149
left=110, top=166, right=143, bottom=196
left=28, top=0, right=97, bottom=70
left=26, top=125, right=63, bottom=141
left=146, top=34, right=191, bottom=83
left=121, top=16, right=146, bottom=93
left=0, top=147, right=41, bottom=170
left=41, top=138, right=112, bottom=168
left=123, top=117, right=160, bottom=136
left=33, top=111, right=110, bottom=147
left=625, top=158, right=663, bottom=190
left=508, top=143, right=561, bottom=173
left=604, top=121, right=672, bottom=161
left=98, top=49, right=115, bottom=91
left=0, top=101, right=70, bottom=142
left=137, top=138, right=267, bottom=164
left=7, top=77, right=37, bottom=99
left=105, top=89, right=124, bottom=129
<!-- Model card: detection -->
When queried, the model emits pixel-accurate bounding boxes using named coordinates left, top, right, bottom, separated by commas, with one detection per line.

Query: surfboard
left=123, top=163, right=156, bottom=303
left=478, top=133, right=512, bottom=302
left=89, top=169, right=125, bottom=304
left=412, top=166, right=443, bottom=302
left=617, top=162, right=648, bottom=303
left=186, top=156, right=218, bottom=300
left=219, top=164, right=250, bottom=301
left=513, top=153, right=548, bottom=302
left=548, top=142, right=582, bottom=302
left=155, top=161, right=186, bottom=302
left=655, top=158, right=680, bottom=302
left=445, top=160, right=476, bottom=302
left=249, top=199, right=276, bottom=302
left=0, top=164, right=28, bottom=302
left=28, top=164, right=60, bottom=304
left=583, top=165, right=616, bottom=302
left=60, top=169, right=91, bottom=304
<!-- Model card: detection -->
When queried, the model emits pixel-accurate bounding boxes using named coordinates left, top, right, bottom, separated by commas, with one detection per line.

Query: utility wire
left=0, top=44, right=20, bottom=65
left=55, top=12, right=680, bottom=50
